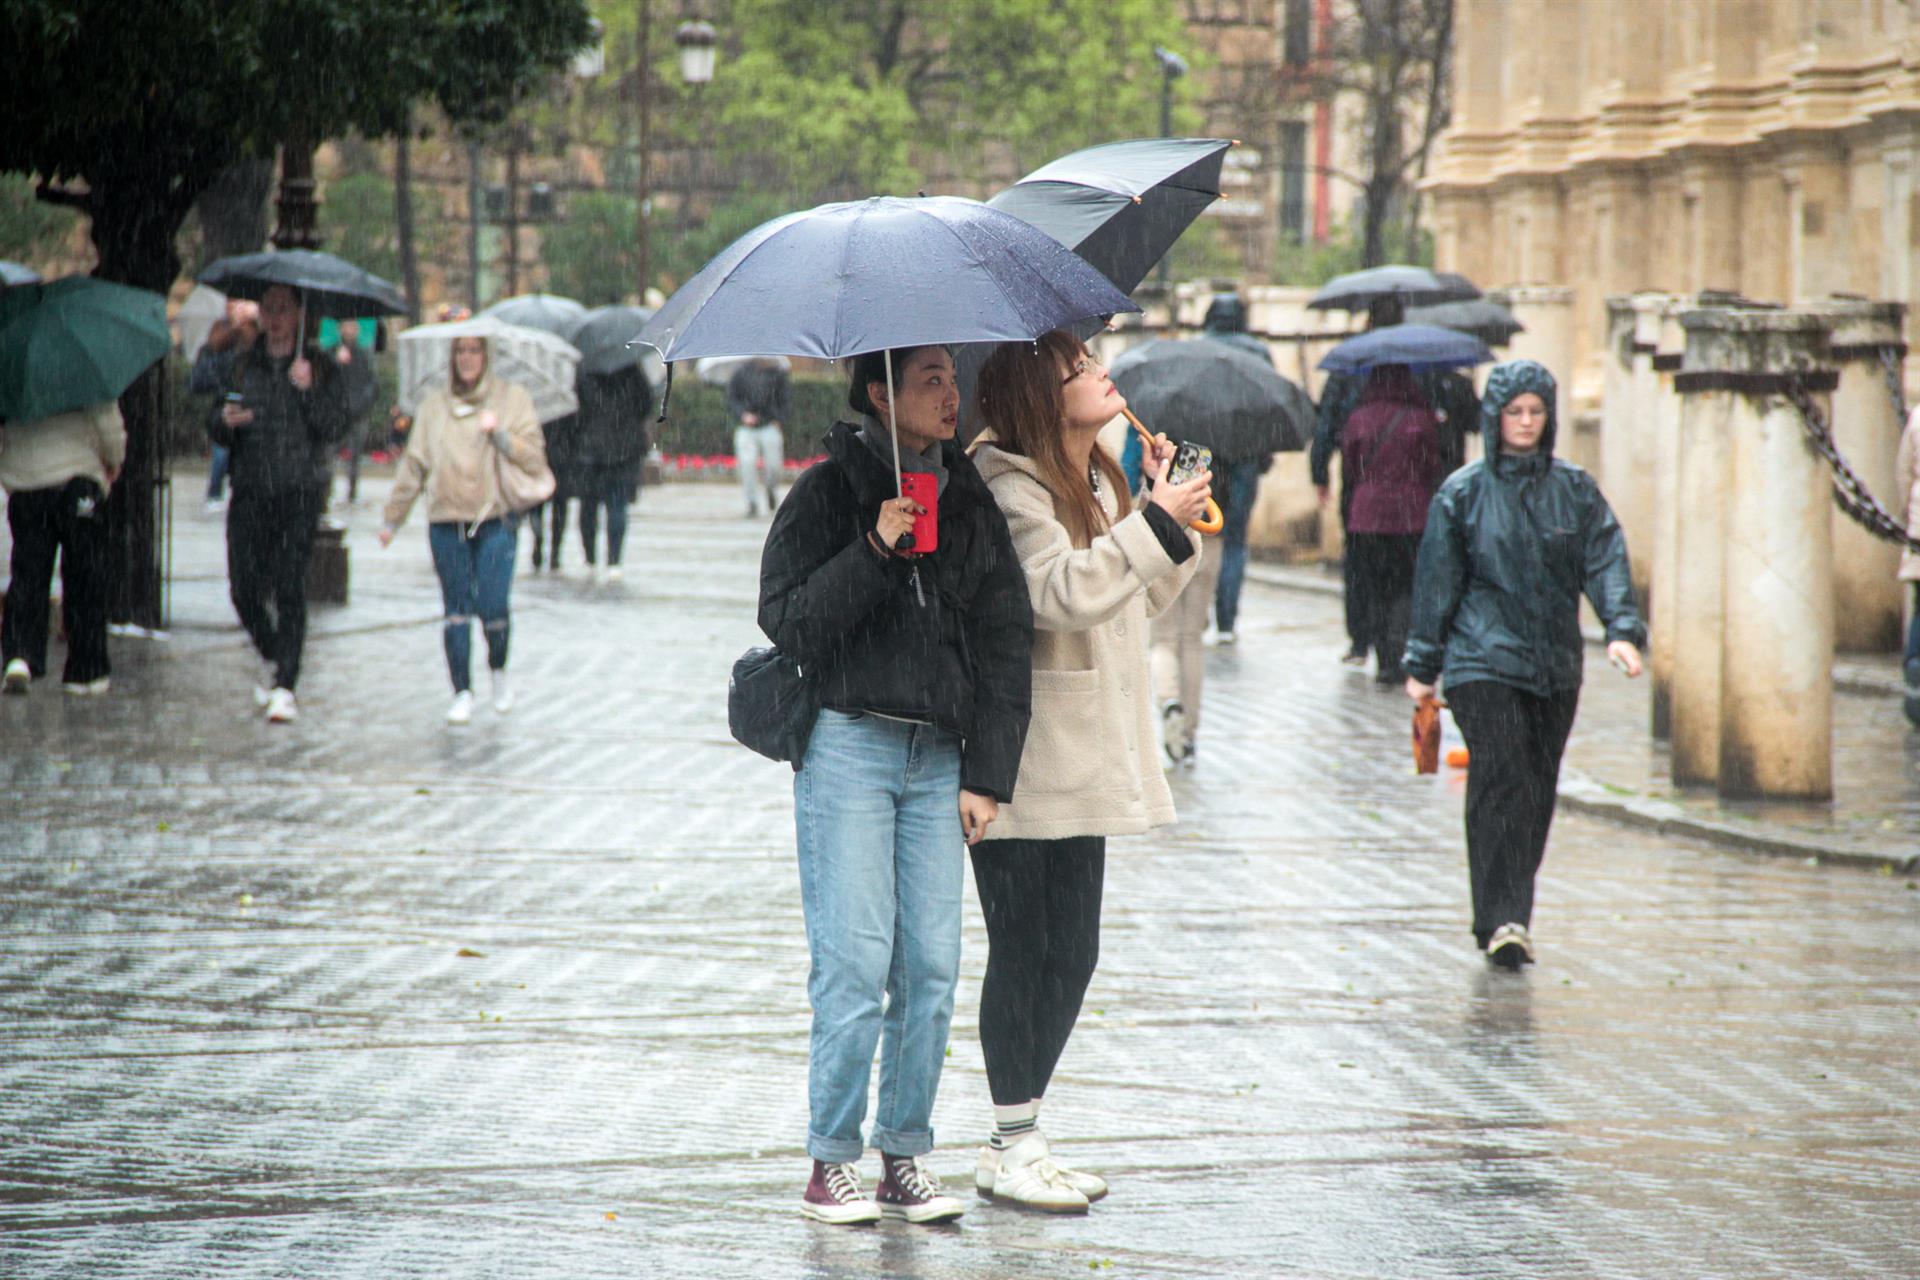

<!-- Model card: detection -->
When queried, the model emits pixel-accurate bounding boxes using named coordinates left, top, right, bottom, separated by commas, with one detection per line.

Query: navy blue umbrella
left=1318, top=324, right=1492, bottom=374
left=636, top=196, right=1136, bottom=363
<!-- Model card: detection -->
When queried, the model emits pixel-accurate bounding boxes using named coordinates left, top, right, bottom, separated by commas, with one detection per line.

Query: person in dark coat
left=329, top=318, right=379, bottom=505
left=1341, top=364, right=1447, bottom=684
left=1199, top=293, right=1276, bottom=643
left=525, top=410, right=576, bottom=573
left=1312, top=297, right=1403, bottom=663
left=572, top=364, right=651, bottom=583
left=730, top=358, right=793, bottom=516
left=758, top=344, right=1032, bottom=1227
left=1402, top=359, right=1645, bottom=969
left=207, top=283, right=350, bottom=724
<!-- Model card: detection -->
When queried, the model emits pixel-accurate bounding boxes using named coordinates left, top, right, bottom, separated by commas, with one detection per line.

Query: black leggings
left=1446, top=680, right=1580, bottom=947
left=969, top=836, right=1105, bottom=1107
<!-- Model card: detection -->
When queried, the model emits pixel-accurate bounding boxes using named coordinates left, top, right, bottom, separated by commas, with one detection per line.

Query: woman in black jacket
left=758, top=345, right=1033, bottom=1226
left=1403, top=360, right=1645, bottom=970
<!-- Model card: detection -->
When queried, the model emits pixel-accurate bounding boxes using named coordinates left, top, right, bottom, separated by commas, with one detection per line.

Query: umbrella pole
left=1120, top=407, right=1223, bottom=536
left=884, top=347, right=903, bottom=498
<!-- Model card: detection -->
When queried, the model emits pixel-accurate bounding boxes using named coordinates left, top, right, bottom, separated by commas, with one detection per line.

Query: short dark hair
left=846, top=345, right=945, bottom=418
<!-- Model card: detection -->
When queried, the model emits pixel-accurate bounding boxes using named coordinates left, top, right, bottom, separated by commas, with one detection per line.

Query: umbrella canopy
left=1406, top=297, right=1524, bottom=346
left=198, top=249, right=406, bottom=320
left=637, top=195, right=1136, bottom=363
left=395, top=315, right=581, bottom=423
left=1318, top=323, right=1492, bottom=375
left=986, top=137, right=1233, bottom=293
left=1109, top=337, right=1315, bottom=460
left=176, top=283, right=230, bottom=362
left=479, top=293, right=588, bottom=340
left=694, top=354, right=791, bottom=387
left=573, top=304, right=667, bottom=383
left=1, top=262, right=43, bottom=287
left=1307, top=265, right=1479, bottom=312
left=0, top=277, right=170, bottom=423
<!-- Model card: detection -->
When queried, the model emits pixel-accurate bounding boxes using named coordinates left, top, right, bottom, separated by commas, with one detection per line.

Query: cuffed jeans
left=1214, top=461, right=1260, bottom=634
left=428, top=518, right=516, bottom=693
left=794, top=708, right=963, bottom=1162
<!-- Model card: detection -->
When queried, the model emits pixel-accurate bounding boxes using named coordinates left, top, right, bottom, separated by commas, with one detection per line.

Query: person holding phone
left=1402, top=360, right=1644, bottom=970
left=378, top=336, right=544, bottom=725
left=210, top=283, right=349, bottom=724
left=966, top=330, right=1207, bottom=1211
left=757, top=345, right=1032, bottom=1226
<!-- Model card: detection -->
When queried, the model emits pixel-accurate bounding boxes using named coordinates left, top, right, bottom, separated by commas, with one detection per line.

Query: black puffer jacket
left=758, top=421, right=1033, bottom=800
left=1403, top=360, right=1645, bottom=696
left=207, top=343, right=349, bottom=495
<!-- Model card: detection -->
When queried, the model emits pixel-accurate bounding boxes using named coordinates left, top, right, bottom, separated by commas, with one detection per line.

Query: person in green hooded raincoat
left=1402, top=359, right=1646, bottom=970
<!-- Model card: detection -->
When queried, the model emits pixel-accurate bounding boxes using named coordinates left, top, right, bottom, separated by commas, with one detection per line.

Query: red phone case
left=898, top=472, right=938, bottom=553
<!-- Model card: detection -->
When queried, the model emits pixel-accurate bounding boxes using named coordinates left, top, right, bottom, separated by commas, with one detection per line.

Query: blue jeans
left=428, top=518, right=517, bottom=693
left=1214, top=462, right=1260, bottom=633
left=794, top=709, right=963, bottom=1163
left=206, top=445, right=231, bottom=501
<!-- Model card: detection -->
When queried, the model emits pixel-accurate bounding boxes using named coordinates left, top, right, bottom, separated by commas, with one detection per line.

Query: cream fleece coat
left=384, top=373, right=545, bottom=529
left=0, top=402, right=125, bottom=494
left=1898, top=409, right=1920, bottom=582
left=971, top=435, right=1201, bottom=840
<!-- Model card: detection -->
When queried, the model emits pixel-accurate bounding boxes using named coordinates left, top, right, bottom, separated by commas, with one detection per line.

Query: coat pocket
left=1021, top=666, right=1105, bottom=794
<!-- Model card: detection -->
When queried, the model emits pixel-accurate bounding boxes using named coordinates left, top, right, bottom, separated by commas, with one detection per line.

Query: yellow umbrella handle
left=1122, top=409, right=1223, bottom=536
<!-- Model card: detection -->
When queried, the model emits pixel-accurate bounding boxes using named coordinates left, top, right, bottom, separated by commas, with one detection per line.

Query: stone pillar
left=1676, top=309, right=1836, bottom=800
left=1778, top=138, right=1854, bottom=302
left=1492, top=284, right=1577, bottom=434
left=1646, top=298, right=1686, bottom=740
left=1818, top=297, right=1908, bottom=651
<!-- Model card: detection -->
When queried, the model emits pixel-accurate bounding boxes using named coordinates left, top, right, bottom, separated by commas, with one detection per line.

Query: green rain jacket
left=1403, top=360, right=1645, bottom=696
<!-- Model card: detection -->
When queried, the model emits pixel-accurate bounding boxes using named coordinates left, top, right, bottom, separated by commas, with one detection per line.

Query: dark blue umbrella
left=1318, top=323, right=1492, bottom=375
left=636, top=195, right=1136, bottom=363
left=1307, top=265, right=1479, bottom=312
left=986, top=137, right=1233, bottom=293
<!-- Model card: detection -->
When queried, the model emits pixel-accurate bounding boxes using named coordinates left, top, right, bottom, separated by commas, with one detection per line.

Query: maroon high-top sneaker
left=876, top=1153, right=966, bottom=1224
left=800, top=1159, right=881, bottom=1225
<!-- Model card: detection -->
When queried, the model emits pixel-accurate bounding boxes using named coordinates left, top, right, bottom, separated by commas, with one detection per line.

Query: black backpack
left=727, top=646, right=820, bottom=765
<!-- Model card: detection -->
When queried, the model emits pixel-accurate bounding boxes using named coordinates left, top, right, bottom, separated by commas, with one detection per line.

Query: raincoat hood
left=1479, top=359, right=1557, bottom=461
left=1202, top=294, right=1248, bottom=333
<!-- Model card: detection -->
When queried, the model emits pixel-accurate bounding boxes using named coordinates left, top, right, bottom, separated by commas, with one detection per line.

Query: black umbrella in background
left=1109, top=336, right=1315, bottom=461
left=198, top=249, right=406, bottom=319
left=1406, top=297, right=1524, bottom=347
left=572, top=304, right=658, bottom=377
left=480, top=293, right=588, bottom=340
left=1307, top=265, right=1479, bottom=313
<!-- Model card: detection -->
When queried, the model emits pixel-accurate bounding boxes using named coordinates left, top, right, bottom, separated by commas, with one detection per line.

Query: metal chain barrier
left=1878, top=343, right=1908, bottom=425
left=1785, top=376, right=1920, bottom=553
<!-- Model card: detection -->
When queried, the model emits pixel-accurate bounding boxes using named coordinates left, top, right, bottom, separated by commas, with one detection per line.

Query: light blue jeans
left=794, top=709, right=963, bottom=1162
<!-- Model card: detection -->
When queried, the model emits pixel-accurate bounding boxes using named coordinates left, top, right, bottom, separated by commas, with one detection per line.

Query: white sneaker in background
left=446, top=690, right=474, bottom=725
left=1161, top=700, right=1190, bottom=767
left=62, top=677, right=111, bottom=696
left=605, top=565, right=623, bottom=583
left=265, top=688, right=298, bottom=723
left=3, top=659, right=29, bottom=694
left=489, top=670, right=513, bottom=714
left=252, top=662, right=276, bottom=708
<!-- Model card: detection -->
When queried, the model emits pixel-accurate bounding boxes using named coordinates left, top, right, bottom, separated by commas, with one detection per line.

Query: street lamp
left=1152, top=46, right=1187, bottom=289
left=675, top=19, right=716, bottom=84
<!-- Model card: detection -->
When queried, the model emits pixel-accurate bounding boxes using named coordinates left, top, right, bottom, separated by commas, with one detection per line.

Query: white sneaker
left=3, top=659, right=29, bottom=694
left=1487, top=922, right=1535, bottom=970
left=62, top=677, right=111, bottom=696
left=1161, top=700, right=1189, bottom=767
left=489, top=670, right=514, bottom=714
left=265, top=687, right=298, bottom=723
left=252, top=662, right=276, bottom=708
left=605, top=565, right=623, bottom=583
left=978, top=1133, right=1107, bottom=1203
left=446, top=690, right=474, bottom=725
left=982, top=1133, right=1088, bottom=1214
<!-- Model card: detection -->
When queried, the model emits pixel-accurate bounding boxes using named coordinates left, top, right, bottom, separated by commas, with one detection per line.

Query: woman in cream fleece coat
left=966, top=329, right=1210, bottom=1212
left=380, top=336, right=547, bottom=724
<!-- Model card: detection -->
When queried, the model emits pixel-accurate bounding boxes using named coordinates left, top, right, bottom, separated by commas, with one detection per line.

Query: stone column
left=1646, top=298, right=1686, bottom=740
left=1678, top=309, right=1836, bottom=801
left=1668, top=317, right=1732, bottom=787
left=1818, top=297, right=1908, bottom=651
left=1492, top=284, right=1577, bottom=434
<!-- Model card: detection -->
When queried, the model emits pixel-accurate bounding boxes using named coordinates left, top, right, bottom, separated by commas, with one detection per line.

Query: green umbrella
left=0, top=277, right=170, bottom=424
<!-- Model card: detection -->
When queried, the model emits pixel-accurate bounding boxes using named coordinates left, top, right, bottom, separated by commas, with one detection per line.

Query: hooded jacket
left=757, top=421, right=1033, bottom=801
left=383, top=357, right=546, bottom=529
left=1403, top=360, right=1645, bottom=696
left=207, top=341, right=350, bottom=495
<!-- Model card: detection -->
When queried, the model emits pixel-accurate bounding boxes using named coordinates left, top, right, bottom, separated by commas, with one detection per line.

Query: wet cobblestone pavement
left=4, top=479, right=1918, bottom=1279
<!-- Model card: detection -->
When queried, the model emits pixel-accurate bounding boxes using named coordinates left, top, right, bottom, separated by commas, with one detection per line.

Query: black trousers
left=1446, top=680, right=1580, bottom=947
left=226, top=484, right=323, bottom=691
left=1346, top=532, right=1420, bottom=680
left=1338, top=472, right=1362, bottom=648
left=2, top=479, right=111, bottom=683
left=969, top=835, right=1105, bottom=1107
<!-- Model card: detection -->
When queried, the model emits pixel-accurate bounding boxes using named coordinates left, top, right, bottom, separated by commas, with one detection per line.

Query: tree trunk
left=1359, top=0, right=1408, bottom=268
left=394, top=119, right=422, bottom=323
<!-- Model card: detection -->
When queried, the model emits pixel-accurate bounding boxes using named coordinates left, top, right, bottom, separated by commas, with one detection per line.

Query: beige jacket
left=0, top=402, right=126, bottom=494
left=1898, top=409, right=1920, bottom=582
left=971, top=436, right=1201, bottom=840
left=384, top=374, right=545, bottom=529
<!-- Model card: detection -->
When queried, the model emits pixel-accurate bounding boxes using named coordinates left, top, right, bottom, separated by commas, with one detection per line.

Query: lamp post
left=1152, top=46, right=1187, bottom=290
left=675, top=20, right=717, bottom=228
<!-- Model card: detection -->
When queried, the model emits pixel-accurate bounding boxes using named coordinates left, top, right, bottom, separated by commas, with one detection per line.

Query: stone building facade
left=1426, top=0, right=1920, bottom=414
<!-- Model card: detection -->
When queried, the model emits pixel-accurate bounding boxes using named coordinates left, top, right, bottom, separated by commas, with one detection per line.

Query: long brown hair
left=973, top=329, right=1128, bottom=548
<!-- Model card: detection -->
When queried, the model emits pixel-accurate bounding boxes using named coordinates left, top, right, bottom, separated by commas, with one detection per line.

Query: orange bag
left=1412, top=696, right=1445, bottom=775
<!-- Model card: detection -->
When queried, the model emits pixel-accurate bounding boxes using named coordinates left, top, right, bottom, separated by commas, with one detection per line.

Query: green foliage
left=319, top=173, right=402, bottom=284
left=1270, top=215, right=1434, bottom=287
left=541, top=191, right=638, bottom=306
left=0, top=174, right=81, bottom=264
left=654, top=377, right=848, bottom=459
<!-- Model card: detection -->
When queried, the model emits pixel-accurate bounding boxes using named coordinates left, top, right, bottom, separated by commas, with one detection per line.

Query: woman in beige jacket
left=380, top=336, right=547, bottom=724
left=1897, top=406, right=1920, bottom=727
left=967, top=329, right=1210, bottom=1211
